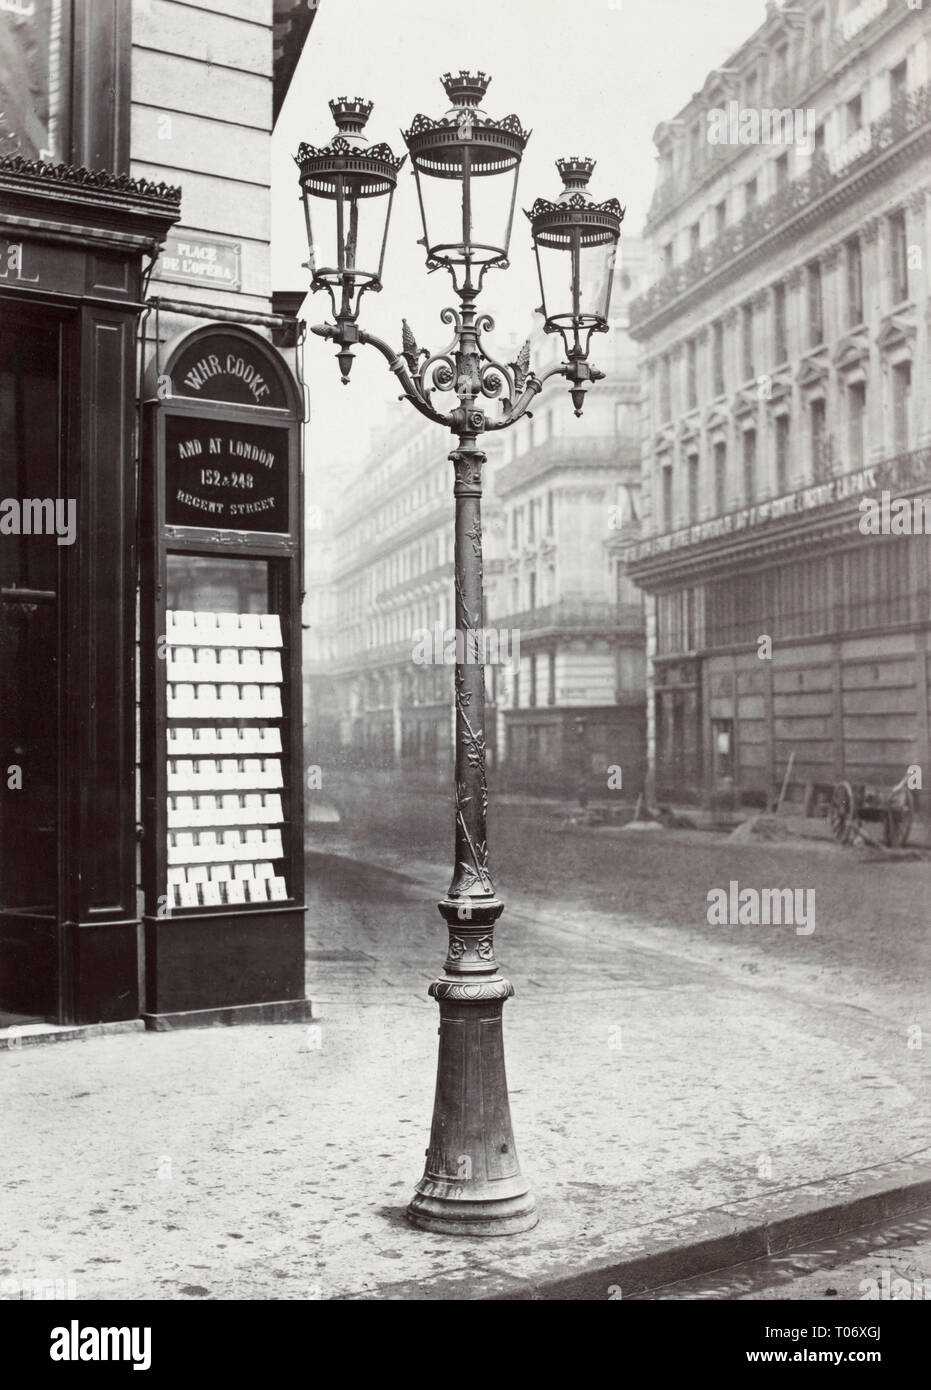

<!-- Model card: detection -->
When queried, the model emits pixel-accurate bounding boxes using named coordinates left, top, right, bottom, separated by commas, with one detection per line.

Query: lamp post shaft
left=406, top=293, right=538, bottom=1236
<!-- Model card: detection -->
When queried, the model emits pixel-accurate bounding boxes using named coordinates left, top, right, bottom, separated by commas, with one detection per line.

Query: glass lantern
left=403, top=71, right=530, bottom=286
left=295, top=99, right=405, bottom=323
left=527, top=157, right=624, bottom=361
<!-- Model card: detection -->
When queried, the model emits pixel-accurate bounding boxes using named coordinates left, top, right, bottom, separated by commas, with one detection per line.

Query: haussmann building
left=627, top=0, right=931, bottom=811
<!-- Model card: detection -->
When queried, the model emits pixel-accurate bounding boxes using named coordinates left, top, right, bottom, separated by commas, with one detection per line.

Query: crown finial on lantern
left=557, top=157, right=596, bottom=191
left=329, top=97, right=374, bottom=136
left=441, top=70, right=491, bottom=107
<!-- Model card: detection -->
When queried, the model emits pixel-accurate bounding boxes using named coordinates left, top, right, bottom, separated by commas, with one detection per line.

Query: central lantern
left=402, top=71, right=531, bottom=283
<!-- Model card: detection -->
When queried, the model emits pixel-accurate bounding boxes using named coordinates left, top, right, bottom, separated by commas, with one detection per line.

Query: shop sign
left=165, top=416, right=289, bottom=533
left=627, top=450, right=929, bottom=562
left=169, top=333, right=288, bottom=409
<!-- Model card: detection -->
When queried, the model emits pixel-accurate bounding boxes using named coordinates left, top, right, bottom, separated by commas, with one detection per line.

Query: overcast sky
left=271, top=0, right=770, bottom=493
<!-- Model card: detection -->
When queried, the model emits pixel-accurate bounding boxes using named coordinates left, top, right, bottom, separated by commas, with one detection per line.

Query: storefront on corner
left=0, top=0, right=316, bottom=1030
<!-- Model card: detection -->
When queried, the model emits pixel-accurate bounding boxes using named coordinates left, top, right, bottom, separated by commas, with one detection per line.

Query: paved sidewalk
left=1, top=849, right=929, bottom=1300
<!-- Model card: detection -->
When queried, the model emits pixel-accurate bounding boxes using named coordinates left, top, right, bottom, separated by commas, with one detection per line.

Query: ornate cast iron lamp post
left=296, top=74, right=623, bottom=1236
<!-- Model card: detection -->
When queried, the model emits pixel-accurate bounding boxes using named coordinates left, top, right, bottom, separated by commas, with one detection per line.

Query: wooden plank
left=774, top=717, right=832, bottom=740
left=773, top=692, right=834, bottom=716
left=841, top=633, right=916, bottom=660
left=737, top=695, right=765, bottom=719
left=842, top=687, right=917, bottom=714
left=772, top=666, right=834, bottom=693
left=842, top=659, right=915, bottom=689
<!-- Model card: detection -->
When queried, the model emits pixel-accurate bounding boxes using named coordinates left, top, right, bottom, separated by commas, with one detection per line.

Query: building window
left=807, top=262, right=823, bottom=348
left=547, top=651, right=556, bottom=706
left=846, top=238, right=863, bottom=326
left=662, top=241, right=674, bottom=273
left=773, top=281, right=787, bottom=363
left=774, top=414, right=790, bottom=494
left=661, top=461, right=673, bottom=530
left=686, top=337, right=697, bottom=410
left=890, top=59, right=908, bottom=106
left=775, top=152, right=789, bottom=189
left=513, top=671, right=520, bottom=708
left=810, top=11, right=824, bottom=79
left=847, top=381, right=866, bottom=468
left=846, top=93, right=863, bottom=137
left=546, top=490, right=554, bottom=534
left=528, top=570, right=537, bottom=610
left=0, top=6, right=72, bottom=161
left=714, top=440, right=727, bottom=514
left=511, top=509, right=518, bottom=547
left=810, top=398, right=828, bottom=478
left=893, top=362, right=911, bottom=452
left=528, top=655, right=537, bottom=708
left=889, top=210, right=909, bottom=304
left=689, top=221, right=700, bottom=258
left=773, top=43, right=788, bottom=91
left=660, top=355, right=672, bottom=421
left=715, top=199, right=727, bottom=236
left=687, top=453, right=699, bottom=523
left=712, top=320, right=725, bottom=395
left=741, top=303, right=754, bottom=381
left=528, top=500, right=536, bottom=542
left=742, top=429, right=757, bottom=503
left=745, top=177, right=758, bottom=213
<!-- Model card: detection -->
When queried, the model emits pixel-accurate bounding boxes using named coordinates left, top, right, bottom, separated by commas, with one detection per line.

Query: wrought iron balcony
left=492, top=598, right=644, bottom=636
left=633, top=82, right=931, bottom=334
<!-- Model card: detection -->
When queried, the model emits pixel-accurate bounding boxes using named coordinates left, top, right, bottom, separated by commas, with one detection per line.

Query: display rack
left=164, top=609, right=288, bottom=911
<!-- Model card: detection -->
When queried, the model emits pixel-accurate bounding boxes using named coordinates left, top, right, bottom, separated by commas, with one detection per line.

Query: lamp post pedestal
left=408, top=902, right=537, bottom=1235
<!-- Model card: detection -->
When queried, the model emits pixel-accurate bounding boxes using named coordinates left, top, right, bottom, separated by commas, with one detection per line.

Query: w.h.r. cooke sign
left=169, top=332, right=288, bottom=409
left=157, top=329, right=294, bottom=532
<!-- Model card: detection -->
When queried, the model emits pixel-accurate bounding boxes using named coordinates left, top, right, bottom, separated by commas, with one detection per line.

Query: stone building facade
left=628, top=0, right=931, bottom=809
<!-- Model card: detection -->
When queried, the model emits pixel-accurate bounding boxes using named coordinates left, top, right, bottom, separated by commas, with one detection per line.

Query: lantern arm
left=310, top=321, right=453, bottom=427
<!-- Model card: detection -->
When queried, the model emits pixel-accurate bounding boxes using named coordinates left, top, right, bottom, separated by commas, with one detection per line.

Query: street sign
left=158, top=233, right=242, bottom=293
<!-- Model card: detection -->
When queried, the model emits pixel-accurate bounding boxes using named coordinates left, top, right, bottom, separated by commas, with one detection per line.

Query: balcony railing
left=645, top=0, right=898, bottom=232
left=493, top=599, right=644, bottom=634
left=633, top=82, right=930, bottom=331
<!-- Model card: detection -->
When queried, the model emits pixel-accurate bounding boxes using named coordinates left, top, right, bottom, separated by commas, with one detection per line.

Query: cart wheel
left=829, top=781, right=855, bottom=844
left=885, top=790, right=914, bottom=848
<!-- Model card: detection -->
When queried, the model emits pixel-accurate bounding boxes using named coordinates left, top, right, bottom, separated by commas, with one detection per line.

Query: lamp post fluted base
left=407, top=939, right=538, bottom=1236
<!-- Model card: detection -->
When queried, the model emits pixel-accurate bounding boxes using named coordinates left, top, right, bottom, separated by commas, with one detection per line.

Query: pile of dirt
left=728, top=814, right=799, bottom=843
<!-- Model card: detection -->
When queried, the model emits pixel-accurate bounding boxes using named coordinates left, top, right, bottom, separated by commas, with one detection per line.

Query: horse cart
left=827, top=772, right=915, bottom=848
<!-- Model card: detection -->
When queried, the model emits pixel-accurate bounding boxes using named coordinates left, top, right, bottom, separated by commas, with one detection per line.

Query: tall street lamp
left=296, top=73, right=623, bottom=1236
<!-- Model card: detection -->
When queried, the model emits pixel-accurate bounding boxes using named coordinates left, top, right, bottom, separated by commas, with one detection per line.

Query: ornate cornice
left=0, top=154, right=180, bottom=203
